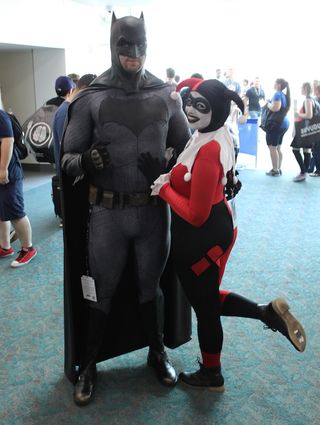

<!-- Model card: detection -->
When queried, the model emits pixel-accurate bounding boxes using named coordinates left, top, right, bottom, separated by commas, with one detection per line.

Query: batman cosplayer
left=60, top=13, right=191, bottom=406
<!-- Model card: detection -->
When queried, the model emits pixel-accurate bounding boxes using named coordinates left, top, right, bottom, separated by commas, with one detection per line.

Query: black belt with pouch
left=89, top=185, right=158, bottom=209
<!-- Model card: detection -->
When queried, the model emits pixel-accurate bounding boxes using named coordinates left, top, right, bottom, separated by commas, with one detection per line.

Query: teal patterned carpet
left=1, top=169, right=319, bottom=425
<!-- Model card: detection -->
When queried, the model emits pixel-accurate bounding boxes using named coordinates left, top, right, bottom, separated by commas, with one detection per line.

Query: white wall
left=0, top=0, right=115, bottom=76
left=33, top=49, right=66, bottom=108
left=0, top=48, right=66, bottom=163
left=0, top=0, right=67, bottom=48
left=0, top=49, right=65, bottom=123
left=0, top=51, right=36, bottom=121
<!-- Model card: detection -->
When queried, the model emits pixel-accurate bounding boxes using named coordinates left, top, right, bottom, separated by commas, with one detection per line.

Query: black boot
left=73, top=308, right=108, bottom=406
left=140, top=296, right=177, bottom=387
left=73, top=364, right=97, bottom=406
left=179, top=362, right=224, bottom=392
left=260, top=298, right=306, bottom=352
left=147, top=349, right=177, bottom=387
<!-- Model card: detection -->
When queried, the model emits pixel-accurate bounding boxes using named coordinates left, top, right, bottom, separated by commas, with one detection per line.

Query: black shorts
left=266, top=126, right=288, bottom=146
left=0, top=179, right=25, bottom=221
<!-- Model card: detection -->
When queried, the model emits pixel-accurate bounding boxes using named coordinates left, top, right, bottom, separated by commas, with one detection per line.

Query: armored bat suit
left=61, top=13, right=191, bottom=405
left=62, top=69, right=188, bottom=312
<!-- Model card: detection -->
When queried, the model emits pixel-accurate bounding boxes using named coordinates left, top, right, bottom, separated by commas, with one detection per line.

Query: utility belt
left=89, top=185, right=157, bottom=209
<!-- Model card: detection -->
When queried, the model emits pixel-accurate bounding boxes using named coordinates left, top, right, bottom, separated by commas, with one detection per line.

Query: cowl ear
left=140, top=11, right=144, bottom=20
left=112, top=12, right=117, bottom=25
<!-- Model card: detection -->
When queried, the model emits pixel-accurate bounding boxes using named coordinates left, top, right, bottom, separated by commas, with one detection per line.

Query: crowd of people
left=168, top=68, right=320, bottom=180
left=0, top=12, right=313, bottom=408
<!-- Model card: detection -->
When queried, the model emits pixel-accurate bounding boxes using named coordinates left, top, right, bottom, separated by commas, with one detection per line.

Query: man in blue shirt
left=52, top=74, right=96, bottom=225
left=53, top=74, right=96, bottom=176
left=0, top=109, right=37, bottom=267
left=223, top=68, right=241, bottom=95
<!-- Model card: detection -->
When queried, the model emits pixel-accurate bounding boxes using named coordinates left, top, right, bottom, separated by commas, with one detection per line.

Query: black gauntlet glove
left=138, top=152, right=165, bottom=186
left=81, top=144, right=111, bottom=174
left=225, top=169, right=242, bottom=201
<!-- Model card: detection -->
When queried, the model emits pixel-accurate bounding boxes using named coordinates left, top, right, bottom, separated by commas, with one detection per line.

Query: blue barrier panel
left=239, top=118, right=258, bottom=156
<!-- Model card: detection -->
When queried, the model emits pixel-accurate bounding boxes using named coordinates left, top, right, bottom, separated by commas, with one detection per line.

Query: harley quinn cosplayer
left=138, top=78, right=306, bottom=391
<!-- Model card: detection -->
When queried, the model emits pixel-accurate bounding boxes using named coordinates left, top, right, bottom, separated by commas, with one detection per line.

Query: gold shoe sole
left=271, top=298, right=306, bottom=352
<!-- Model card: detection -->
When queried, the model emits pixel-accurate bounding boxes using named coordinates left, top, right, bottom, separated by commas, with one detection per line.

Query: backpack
left=22, top=104, right=58, bottom=163
left=7, top=113, right=28, bottom=160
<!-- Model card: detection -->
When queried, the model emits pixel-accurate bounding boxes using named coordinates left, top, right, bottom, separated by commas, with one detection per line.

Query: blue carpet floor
left=0, top=169, right=319, bottom=425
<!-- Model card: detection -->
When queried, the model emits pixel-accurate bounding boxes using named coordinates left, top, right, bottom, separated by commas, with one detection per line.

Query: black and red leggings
left=173, top=240, right=236, bottom=358
left=171, top=201, right=236, bottom=366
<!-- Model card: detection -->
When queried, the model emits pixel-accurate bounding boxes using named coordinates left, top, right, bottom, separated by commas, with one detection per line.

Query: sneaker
left=266, top=169, right=280, bottom=176
left=309, top=172, right=320, bottom=177
left=0, top=247, right=14, bottom=258
left=11, top=247, right=37, bottom=268
left=293, top=173, right=307, bottom=182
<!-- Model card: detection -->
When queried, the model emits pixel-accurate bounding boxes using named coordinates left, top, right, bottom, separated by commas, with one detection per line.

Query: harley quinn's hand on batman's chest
left=98, top=96, right=168, bottom=138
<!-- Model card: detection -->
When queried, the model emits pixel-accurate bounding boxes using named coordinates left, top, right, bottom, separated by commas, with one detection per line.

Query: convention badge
left=81, top=275, right=97, bottom=302
left=228, top=198, right=238, bottom=228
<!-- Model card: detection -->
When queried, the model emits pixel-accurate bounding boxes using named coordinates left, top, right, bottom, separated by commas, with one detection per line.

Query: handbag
left=260, top=104, right=288, bottom=132
left=293, top=101, right=320, bottom=147
left=260, top=104, right=270, bottom=131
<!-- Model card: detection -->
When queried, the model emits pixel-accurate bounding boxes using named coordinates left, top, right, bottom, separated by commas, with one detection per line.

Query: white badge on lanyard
left=81, top=275, right=97, bottom=302
left=228, top=198, right=238, bottom=228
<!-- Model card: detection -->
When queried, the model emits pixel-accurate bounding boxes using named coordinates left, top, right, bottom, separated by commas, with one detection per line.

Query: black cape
left=61, top=72, right=192, bottom=384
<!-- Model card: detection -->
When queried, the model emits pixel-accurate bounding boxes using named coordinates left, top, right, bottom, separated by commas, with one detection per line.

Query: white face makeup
left=185, top=91, right=212, bottom=130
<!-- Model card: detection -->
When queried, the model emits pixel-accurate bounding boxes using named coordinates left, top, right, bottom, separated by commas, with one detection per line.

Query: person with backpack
left=291, top=82, right=315, bottom=182
left=22, top=76, right=77, bottom=166
left=53, top=74, right=97, bottom=178
left=309, top=83, right=320, bottom=177
left=46, top=75, right=76, bottom=107
left=0, top=108, right=37, bottom=267
left=52, top=74, right=97, bottom=226
left=264, top=78, right=291, bottom=177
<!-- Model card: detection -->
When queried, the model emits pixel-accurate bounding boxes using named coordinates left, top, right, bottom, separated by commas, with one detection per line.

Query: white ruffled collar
left=174, top=125, right=235, bottom=185
left=151, top=125, right=236, bottom=195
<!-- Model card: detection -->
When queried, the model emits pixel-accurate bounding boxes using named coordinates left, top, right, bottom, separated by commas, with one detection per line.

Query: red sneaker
left=11, top=247, right=37, bottom=268
left=0, top=247, right=14, bottom=258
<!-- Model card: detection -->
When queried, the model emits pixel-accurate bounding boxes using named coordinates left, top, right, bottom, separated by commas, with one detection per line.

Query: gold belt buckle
left=89, top=186, right=98, bottom=204
left=102, top=191, right=114, bottom=209
left=130, top=193, right=149, bottom=206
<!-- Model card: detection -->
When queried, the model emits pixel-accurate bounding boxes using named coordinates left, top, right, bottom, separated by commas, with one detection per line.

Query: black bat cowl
left=92, top=13, right=161, bottom=93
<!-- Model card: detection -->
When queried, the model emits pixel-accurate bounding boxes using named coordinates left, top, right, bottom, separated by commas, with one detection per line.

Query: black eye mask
left=117, top=37, right=146, bottom=58
left=185, top=95, right=211, bottom=114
